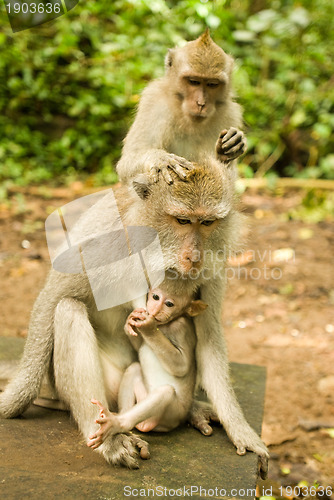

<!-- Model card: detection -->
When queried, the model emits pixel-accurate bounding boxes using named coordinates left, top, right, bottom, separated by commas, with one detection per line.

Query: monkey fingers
left=129, top=310, right=147, bottom=322
left=87, top=435, right=103, bottom=449
left=217, top=127, right=246, bottom=160
left=91, top=398, right=108, bottom=414
left=126, top=310, right=147, bottom=335
left=160, top=166, right=174, bottom=185
left=132, top=308, right=146, bottom=315
left=126, top=323, right=139, bottom=337
left=156, top=154, right=194, bottom=184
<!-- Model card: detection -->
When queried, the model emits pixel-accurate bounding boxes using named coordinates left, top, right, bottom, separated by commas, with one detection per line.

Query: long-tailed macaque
left=0, top=158, right=268, bottom=476
left=117, top=30, right=246, bottom=185
left=87, top=287, right=207, bottom=450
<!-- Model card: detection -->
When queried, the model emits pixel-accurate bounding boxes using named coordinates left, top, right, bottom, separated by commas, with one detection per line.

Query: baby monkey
left=87, top=286, right=207, bottom=450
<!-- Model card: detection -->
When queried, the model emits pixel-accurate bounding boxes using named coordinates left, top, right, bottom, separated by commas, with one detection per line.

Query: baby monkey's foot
left=87, top=399, right=123, bottom=450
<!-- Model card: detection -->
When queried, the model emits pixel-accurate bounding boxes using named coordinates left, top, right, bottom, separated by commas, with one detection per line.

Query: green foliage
left=232, top=1, right=334, bottom=179
left=287, top=189, right=334, bottom=223
left=0, top=0, right=333, bottom=185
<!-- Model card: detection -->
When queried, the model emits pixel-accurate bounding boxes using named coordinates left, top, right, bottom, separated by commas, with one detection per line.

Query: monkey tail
left=0, top=282, right=56, bottom=418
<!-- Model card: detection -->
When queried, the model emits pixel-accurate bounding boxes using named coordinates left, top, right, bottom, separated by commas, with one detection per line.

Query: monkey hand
left=150, top=152, right=194, bottom=184
left=125, top=309, right=148, bottom=336
left=132, top=314, right=158, bottom=336
left=216, top=127, right=247, bottom=162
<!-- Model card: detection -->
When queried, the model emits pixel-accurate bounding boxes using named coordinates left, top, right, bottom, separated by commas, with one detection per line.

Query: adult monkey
left=0, top=159, right=268, bottom=477
left=117, top=29, right=246, bottom=184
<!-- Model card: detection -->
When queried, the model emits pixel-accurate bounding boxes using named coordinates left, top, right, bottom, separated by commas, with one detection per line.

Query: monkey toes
left=233, top=432, right=269, bottom=480
left=99, top=433, right=150, bottom=469
left=188, top=400, right=219, bottom=436
left=216, top=127, right=247, bottom=162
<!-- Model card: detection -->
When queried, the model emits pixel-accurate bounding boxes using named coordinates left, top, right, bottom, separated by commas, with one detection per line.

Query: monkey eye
left=152, top=294, right=160, bottom=301
left=201, top=219, right=215, bottom=226
left=207, top=82, right=219, bottom=88
left=165, top=301, right=174, bottom=308
left=176, top=218, right=191, bottom=225
left=188, top=78, right=201, bottom=86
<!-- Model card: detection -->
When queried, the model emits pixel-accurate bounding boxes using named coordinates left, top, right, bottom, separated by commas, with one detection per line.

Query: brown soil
left=0, top=185, right=333, bottom=495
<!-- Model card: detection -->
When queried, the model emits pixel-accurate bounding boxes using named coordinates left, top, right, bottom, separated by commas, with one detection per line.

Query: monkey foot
left=232, top=432, right=269, bottom=480
left=188, top=400, right=219, bottom=436
left=99, top=433, right=150, bottom=469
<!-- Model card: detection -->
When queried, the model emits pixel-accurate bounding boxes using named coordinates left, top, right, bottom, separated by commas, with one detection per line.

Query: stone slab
left=0, top=337, right=266, bottom=500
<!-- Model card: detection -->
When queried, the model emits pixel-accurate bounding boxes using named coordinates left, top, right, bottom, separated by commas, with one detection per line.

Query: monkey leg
left=118, top=362, right=164, bottom=432
left=118, top=362, right=148, bottom=413
left=88, top=385, right=178, bottom=451
left=102, top=384, right=180, bottom=434
left=53, top=298, right=149, bottom=468
left=124, top=384, right=183, bottom=433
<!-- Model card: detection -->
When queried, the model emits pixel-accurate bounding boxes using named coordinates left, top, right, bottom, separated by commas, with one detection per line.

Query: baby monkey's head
left=146, top=287, right=207, bottom=324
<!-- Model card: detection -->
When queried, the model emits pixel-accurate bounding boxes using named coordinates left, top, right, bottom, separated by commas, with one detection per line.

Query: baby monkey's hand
left=125, top=308, right=148, bottom=336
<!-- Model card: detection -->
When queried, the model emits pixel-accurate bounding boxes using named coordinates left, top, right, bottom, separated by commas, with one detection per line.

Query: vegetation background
left=0, top=0, right=333, bottom=189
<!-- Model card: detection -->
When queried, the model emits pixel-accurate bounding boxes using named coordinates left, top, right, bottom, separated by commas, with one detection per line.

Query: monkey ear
left=132, top=174, right=153, bottom=200
left=186, top=300, right=208, bottom=317
left=165, top=49, right=174, bottom=69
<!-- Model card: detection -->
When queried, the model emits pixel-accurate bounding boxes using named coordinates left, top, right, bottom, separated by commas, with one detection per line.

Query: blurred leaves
left=0, top=0, right=333, bottom=185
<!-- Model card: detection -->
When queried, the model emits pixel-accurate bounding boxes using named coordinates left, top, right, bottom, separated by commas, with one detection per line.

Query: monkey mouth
left=191, top=113, right=207, bottom=121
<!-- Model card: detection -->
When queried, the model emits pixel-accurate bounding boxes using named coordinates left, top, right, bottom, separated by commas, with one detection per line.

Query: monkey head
left=131, top=158, right=240, bottom=280
left=165, top=30, right=234, bottom=121
left=146, top=287, right=207, bottom=324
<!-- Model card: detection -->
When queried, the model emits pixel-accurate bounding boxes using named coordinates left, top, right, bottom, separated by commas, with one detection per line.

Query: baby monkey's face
left=146, top=288, right=208, bottom=324
left=146, top=288, right=191, bottom=324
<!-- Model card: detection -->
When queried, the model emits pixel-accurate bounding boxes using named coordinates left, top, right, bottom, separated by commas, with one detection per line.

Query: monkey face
left=179, top=75, right=227, bottom=121
left=169, top=215, right=219, bottom=275
left=132, top=160, right=236, bottom=279
left=146, top=288, right=190, bottom=323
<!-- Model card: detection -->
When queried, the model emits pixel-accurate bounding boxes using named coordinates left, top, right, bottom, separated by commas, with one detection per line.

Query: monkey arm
left=116, top=82, right=193, bottom=185
left=139, top=320, right=195, bottom=378
left=124, top=329, right=143, bottom=352
left=124, top=313, right=144, bottom=352
left=193, top=278, right=269, bottom=478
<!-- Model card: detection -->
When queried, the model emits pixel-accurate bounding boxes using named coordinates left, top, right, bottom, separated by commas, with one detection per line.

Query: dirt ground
left=0, top=184, right=333, bottom=496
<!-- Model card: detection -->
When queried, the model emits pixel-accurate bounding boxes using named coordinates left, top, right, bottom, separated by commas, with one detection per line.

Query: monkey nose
left=149, top=304, right=161, bottom=316
left=190, top=249, right=202, bottom=263
left=181, top=250, right=202, bottom=271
